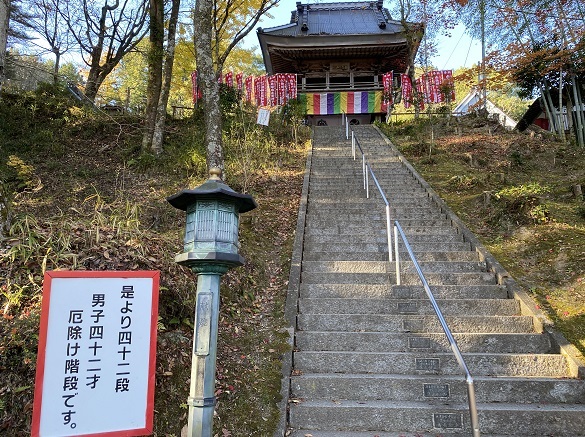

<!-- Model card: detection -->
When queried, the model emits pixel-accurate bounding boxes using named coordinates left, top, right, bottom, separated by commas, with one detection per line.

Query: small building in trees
left=516, top=89, right=570, bottom=133
left=257, top=0, right=422, bottom=125
left=454, top=88, right=518, bottom=129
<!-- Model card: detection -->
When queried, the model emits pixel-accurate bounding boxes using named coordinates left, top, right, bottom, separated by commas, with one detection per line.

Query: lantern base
left=175, top=251, right=244, bottom=274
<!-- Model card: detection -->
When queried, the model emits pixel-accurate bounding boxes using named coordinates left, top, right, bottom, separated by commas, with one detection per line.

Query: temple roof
left=257, top=1, right=422, bottom=75
left=271, top=1, right=401, bottom=36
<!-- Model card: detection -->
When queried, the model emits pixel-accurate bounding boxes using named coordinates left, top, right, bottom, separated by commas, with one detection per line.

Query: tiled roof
left=259, top=1, right=403, bottom=36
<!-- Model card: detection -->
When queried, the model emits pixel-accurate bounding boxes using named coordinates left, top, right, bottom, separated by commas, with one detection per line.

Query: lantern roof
left=167, top=169, right=257, bottom=213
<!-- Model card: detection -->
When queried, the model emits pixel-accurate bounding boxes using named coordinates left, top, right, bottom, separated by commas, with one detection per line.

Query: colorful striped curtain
left=299, top=91, right=384, bottom=115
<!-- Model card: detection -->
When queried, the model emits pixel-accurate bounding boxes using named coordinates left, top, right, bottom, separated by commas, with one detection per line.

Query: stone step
left=303, top=234, right=465, bottom=244
left=302, top=242, right=473, bottom=254
left=309, top=212, right=450, bottom=222
left=299, top=284, right=508, bottom=299
left=296, top=314, right=534, bottom=333
left=288, top=399, right=585, bottom=436
left=306, top=197, right=435, bottom=206
left=301, top=272, right=496, bottom=286
left=303, top=225, right=458, bottom=236
left=303, top=251, right=478, bottom=262
left=305, top=216, right=450, bottom=227
left=308, top=184, right=425, bottom=193
left=296, top=332, right=550, bottom=354
left=291, top=373, right=585, bottom=404
left=294, top=351, right=570, bottom=377
left=306, top=196, right=434, bottom=207
left=298, top=297, right=517, bottom=315
left=287, top=432, right=478, bottom=437
left=302, top=260, right=485, bottom=274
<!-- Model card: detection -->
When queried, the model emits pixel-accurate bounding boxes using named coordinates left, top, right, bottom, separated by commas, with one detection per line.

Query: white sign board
left=32, top=271, right=160, bottom=437
left=257, top=108, right=270, bottom=126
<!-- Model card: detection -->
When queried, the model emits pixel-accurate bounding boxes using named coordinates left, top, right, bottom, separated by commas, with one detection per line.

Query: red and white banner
left=193, top=71, right=298, bottom=107
left=225, top=71, right=233, bottom=88
left=245, top=76, right=253, bottom=102
left=287, top=74, right=297, bottom=100
left=382, top=71, right=393, bottom=111
left=413, top=70, right=455, bottom=105
left=277, top=74, right=286, bottom=105
left=401, top=74, right=412, bottom=109
left=415, top=78, right=425, bottom=110
left=259, top=76, right=267, bottom=106
left=442, top=70, right=456, bottom=102
left=236, top=72, right=243, bottom=91
left=268, top=75, right=278, bottom=106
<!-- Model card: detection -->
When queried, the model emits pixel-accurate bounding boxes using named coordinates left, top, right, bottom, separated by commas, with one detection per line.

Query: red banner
left=401, top=74, right=412, bottom=109
left=225, top=71, right=233, bottom=87
left=236, top=72, right=243, bottom=91
left=268, top=75, right=278, bottom=106
left=260, top=76, right=267, bottom=106
left=442, top=70, right=455, bottom=102
left=415, top=78, right=425, bottom=110
left=245, top=76, right=253, bottom=102
left=277, top=74, right=286, bottom=105
left=287, top=74, right=297, bottom=101
left=382, top=71, right=393, bottom=111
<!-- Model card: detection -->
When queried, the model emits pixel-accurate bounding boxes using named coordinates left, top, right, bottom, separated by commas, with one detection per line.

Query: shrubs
left=489, top=183, right=551, bottom=225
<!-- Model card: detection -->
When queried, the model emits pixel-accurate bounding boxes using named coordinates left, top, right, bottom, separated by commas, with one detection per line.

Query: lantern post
left=167, top=168, right=256, bottom=437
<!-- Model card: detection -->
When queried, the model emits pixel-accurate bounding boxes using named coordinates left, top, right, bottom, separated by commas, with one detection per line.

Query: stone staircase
left=280, top=125, right=585, bottom=436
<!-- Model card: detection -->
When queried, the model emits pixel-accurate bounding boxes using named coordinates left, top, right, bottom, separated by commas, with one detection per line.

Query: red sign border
left=31, top=270, right=160, bottom=437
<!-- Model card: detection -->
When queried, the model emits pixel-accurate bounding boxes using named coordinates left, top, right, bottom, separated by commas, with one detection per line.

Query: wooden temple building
left=257, top=0, right=422, bottom=125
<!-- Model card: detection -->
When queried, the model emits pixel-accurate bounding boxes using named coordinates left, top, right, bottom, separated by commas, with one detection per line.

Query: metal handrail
left=394, top=221, right=480, bottom=437
left=349, top=130, right=392, bottom=262
left=342, top=125, right=480, bottom=436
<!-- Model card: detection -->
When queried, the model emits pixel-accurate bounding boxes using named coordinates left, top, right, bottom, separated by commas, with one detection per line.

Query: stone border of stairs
left=274, top=129, right=314, bottom=437
left=272, top=126, right=585, bottom=437
left=370, top=124, right=585, bottom=381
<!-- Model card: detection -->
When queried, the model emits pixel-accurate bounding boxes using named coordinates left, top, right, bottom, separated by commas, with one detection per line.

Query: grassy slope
left=0, top=89, right=309, bottom=436
left=378, top=115, right=585, bottom=356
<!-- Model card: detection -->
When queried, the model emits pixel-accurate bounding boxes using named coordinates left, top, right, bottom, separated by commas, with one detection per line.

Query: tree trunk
left=53, top=51, right=61, bottom=85
left=539, top=84, right=558, bottom=135
left=572, top=75, right=585, bottom=147
left=151, top=0, right=180, bottom=155
left=141, top=0, right=164, bottom=152
left=85, top=64, right=104, bottom=102
left=194, top=0, right=224, bottom=172
left=0, top=0, right=10, bottom=93
left=558, top=69, right=566, bottom=142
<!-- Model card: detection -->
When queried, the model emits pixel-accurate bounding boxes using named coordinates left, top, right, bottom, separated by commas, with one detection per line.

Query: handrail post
left=394, top=224, right=400, bottom=285
left=386, top=204, right=392, bottom=262
left=346, top=117, right=349, bottom=139
left=467, top=377, right=481, bottom=437
left=366, top=164, right=370, bottom=198
left=352, top=131, right=355, bottom=159
left=362, top=155, right=366, bottom=190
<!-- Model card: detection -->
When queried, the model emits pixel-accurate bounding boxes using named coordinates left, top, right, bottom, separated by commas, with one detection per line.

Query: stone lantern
left=167, top=168, right=256, bottom=437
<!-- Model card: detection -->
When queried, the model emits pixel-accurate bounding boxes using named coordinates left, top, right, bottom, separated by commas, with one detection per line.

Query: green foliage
left=448, top=174, right=478, bottom=189
left=0, top=194, right=145, bottom=314
left=489, top=183, right=551, bottom=225
left=5, top=156, right=37, bottom=191
left=220, top=83, right=241, bottom=123
left=496, top=182, right=550, bottom=198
